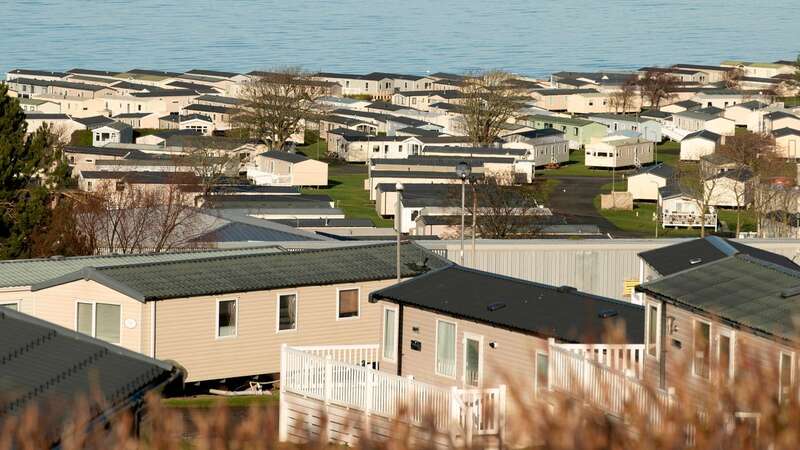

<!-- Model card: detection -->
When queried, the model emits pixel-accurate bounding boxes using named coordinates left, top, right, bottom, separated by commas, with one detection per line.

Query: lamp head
left=456, top=161, right=472, bottom=180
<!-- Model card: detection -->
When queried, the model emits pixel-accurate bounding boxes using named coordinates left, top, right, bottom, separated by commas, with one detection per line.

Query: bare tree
left=723, top=67, right=745, bottom=90
left=716, top=130, right=791, bottom=236
left=638, top=70, right=679, bottom=109
left=458, top=71, right=527, bottom=147
left=179, top=140, right=239, bottom=197
left=70, top=178, right=206, bottom=254
left=676, top=163, right=720, bottom=238
left=609, top=75, right=639, bottom=113
left=446, top=171, right=545, bottom=238
left=794, top=54, right=800, bottom=87
left=234, top=68, right=327, bottom=150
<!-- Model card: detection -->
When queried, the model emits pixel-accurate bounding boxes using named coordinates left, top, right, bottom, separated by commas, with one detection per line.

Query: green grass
left=162, top=394, right=279, bottom=408
left=539, top=141, right=681, bottom=178
left=69, top=130, right=92, bottom=147
left=779, top=96, right=800, bottom=108
left=594, top=179, right=757, bottom=237
left=297, top=140, right=393, bottom=227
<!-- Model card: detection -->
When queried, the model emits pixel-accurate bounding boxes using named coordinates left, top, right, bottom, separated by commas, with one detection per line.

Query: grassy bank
left=162, top=394, right=279, bottom=409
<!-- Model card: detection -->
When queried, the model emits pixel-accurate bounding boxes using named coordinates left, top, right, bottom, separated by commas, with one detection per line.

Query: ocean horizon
left=3, top=0, right=799, bottom=78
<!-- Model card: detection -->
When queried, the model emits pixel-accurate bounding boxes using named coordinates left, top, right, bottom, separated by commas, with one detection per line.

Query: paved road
left=545, top=176, right=646, bottom=238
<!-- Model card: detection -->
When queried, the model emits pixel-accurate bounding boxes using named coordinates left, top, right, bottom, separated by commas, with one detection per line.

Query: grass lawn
left=297, top=140, right=393, bottom=227
left=162, top=394, right=279, bottom=408
left=594, top=181, right=756, bottom=237
left=780, top=96, right=800, bottom=108
left=539, top=140, right=682, bottom=178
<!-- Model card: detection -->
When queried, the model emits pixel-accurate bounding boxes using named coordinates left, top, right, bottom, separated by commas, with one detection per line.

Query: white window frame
left=74, top=300, right=122, bottom=344
left=732, top=411, right=761, bottom=436
left=435, top=318, right=458, bottom=379
left=779, top=350, right=795, bottom=404
left=276, top=292, right=298, bottom=333
left=381, top=305, right=399, bottom=363
left=215, top=298, right=238, bottom=339
left=645, top=300, right=661, bottom=360
left=692, top=318, right=712, bottom=379
left=0, top=300, right=21, bottom=311
left=717, top=329, right=735, bottom=381
left=462, top=332, right=483, bottom=387
left=535, top=351, right=550, bottom=396
left=335, top=287, right=360, bottom=321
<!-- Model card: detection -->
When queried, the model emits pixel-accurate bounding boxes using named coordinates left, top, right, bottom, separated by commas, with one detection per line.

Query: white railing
left=280, top=344, right=505, bottom=439
left=553, top=343, right=646, bottom=379
left=548, top=339, right=672, bottom=427
left=662, top=212, right=717, bottom=228
left=246, top=168, right=293, bottom=186
left=289, top=344, right=379, bottom=368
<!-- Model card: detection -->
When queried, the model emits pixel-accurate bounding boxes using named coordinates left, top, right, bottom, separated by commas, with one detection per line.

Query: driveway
left=545, top=176, right=646, bottom=238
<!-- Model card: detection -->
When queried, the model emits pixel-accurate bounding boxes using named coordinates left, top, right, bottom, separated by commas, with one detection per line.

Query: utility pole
left=395, top=183, right=403, bottom=282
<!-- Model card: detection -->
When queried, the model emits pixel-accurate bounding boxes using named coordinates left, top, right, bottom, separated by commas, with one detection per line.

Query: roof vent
left=487, top=302, right=507, bottom=312
left=557, top=285, right=577, bottom=293
left=598, top=309, right=618, bottom=319
left=689, top=258, right=703, bottom=265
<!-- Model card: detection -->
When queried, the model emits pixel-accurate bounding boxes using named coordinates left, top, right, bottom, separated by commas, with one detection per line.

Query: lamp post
left=395, top=182, right=404, bottom=282
left=456, top=162, right=472, bottom=265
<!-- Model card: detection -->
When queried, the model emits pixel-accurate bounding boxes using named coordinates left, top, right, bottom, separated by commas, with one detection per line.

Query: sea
left=2, top=0, right=799, bottom=78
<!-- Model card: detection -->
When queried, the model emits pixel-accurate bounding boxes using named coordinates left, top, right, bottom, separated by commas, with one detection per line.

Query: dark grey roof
left=33, top=243, right=449, bottom=301
left=673, top=110, right=718, bottom=121
left=0, top=307, right=178, bottom=444
left=65, top=145, right=142, bottom=157
left=80, top=171, right=198, bottom=185
left=110, top=81, right=153, bottom=91
left=167, top=81, right=218, bottom=94
left=672, top=100, right=701, bottom=109
left=183, top=103, right=234, bottom=114
left=707, top=168, right=753, bottom=182
left=322, top=114, right=373, bottom=127
left=507, top=128, right=566, bottom=139
left=209, top=185, right=300, bottom=195
left=774, top=127, right=800, bottom=138
left=326, top=128, right=370, bottom=139
left=126, top=69, right=182, bottom=77
left=113, top=112, right=152, bottom=119
left=694, top=106, right=724, bottom=116
left=589, top=113, right=657, bottom=124
left=630, top=163, right=674, bottom=179
left=9, top=69, right=67, bottom=78
left=201, top=194, right=333, bottom=209
left=186, top=69, right=239, bottom=78
left=151, top=129, right=201, bottom=139
left=132, top=89, right=197, bottom=98
left=271, top=218, right=375, bottom=228
left=639, top=67, right=702, bottom=75
left=639, top=236, right=799, bottom=277
left=192, top=221, right=319, bottom=243
left=24, top=113, right=70, bottom=120
left=97, top=121, right=132, bottom=131
left=67, top=68, right=120, bottom=77
left=672, top=64, right=733, bottom=72
left=367, top=101, right=407, bottom=111
left=395, top=90, right=463, bottom=99
left=429, top=102, right=466, bottom=112
left=639, top=110, right=672, bottom=119
left=396, top=127, right=440, bottom=137
left=258, top=150, right=311, bottom=163
left=533, top=88, right=599, bottom=96
left=371, top=265, right=644, bottom=343
left=180, top=113, right=213, bottom=123
left=194, top=95, right=245, bottom=105
left=0, top=247, right=283, bottom=288
left=733, top=100, right=769, bottom=111
left=72, top=115, right=116, bottom=128
left=637, top=253, right=800, bottom=343
left=765, top=111, right=800, bottom=121
left=416, top=135, right=472, bottom=144
left=370, top=170, right=483, bottom=180
left=422, top=146, right=527, bottom=157
left=683, top=129, right=721, bottom=142
left=374, top=155, right=515, bottom=166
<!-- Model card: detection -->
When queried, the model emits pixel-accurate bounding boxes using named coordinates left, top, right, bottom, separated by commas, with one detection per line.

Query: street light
left=455, top=162, right=472, bottom=265
left=395, top=182, right=404, bottom=282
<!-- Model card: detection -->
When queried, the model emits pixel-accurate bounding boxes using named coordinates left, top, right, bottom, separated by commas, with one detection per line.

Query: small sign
left=124, top=318, right=137, bottom=329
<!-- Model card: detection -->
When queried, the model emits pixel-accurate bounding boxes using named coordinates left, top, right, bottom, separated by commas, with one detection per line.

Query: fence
left=553, top=342, right=646, bottom=379
left=548, top=339, right=672, bottom=427
left=279, top=344, right=505, bottom=445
